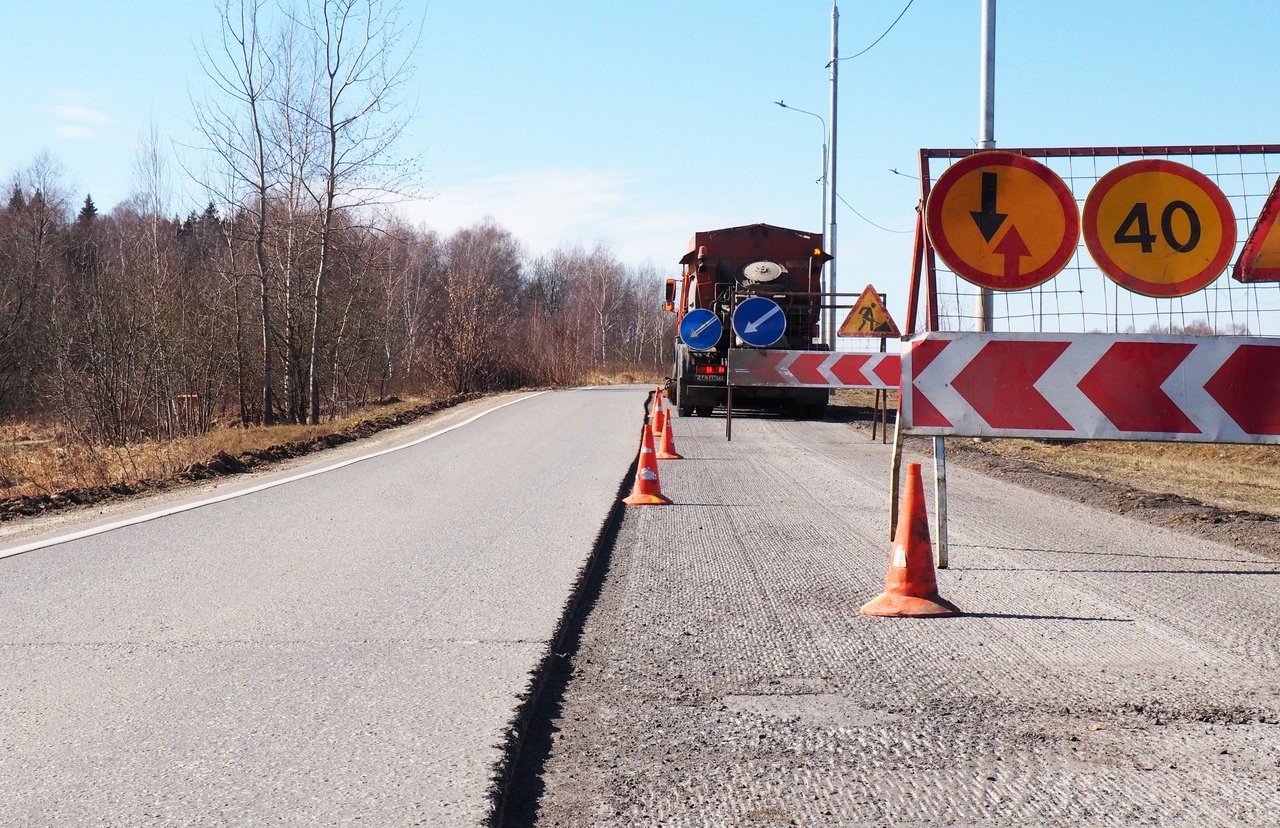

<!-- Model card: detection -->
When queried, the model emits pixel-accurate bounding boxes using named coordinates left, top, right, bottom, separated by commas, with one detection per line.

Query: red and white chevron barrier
left=903, top=331, right=1280, bottom=443
left=727, top=349, right=901, bottom=389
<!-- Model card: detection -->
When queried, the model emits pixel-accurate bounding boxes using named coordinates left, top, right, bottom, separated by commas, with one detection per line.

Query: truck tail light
left=694, top=365, right=726, bottom=376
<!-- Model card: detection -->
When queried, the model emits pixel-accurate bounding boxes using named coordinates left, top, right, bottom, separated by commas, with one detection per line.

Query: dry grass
left=580, top=368, right=665, bottom=386
left=831, top=388, right=1280, bottom=518
left=0, top=396, right=437, bottom=500
left=961, top=438, right=1280, bottom=517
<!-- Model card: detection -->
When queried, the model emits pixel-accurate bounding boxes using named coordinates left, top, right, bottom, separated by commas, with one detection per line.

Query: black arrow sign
left=969, top=171, right=1007, bottom=242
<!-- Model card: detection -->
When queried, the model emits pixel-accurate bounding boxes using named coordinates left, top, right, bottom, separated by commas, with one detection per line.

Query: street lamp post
left=773, top=100, right=832, bottom=346
left=976, top=0, right=996, bottom=332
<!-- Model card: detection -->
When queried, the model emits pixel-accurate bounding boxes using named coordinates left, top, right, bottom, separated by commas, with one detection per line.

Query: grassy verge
left=832, top=388, right=1280, bottom=518
left=0, top=394, right=478, bottom=521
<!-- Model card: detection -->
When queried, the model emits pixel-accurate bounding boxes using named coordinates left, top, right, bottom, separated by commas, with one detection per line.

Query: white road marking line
left=0, top=392, right=547, bottom=560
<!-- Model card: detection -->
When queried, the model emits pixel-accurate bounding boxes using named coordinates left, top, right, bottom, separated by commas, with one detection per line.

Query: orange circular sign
left=926, top=152, right=1080, bottom=291
left=1082, top=159, right=1235, bottom=298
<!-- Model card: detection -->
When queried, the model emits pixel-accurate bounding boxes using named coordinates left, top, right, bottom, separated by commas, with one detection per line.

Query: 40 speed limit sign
left=1083, top=159, right=1236, bottom=297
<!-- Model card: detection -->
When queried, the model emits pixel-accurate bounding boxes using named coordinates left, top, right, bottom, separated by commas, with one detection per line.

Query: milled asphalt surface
left=525, top=411, right=1280, bottom=827
left=0, top=387, right=647, bottom=827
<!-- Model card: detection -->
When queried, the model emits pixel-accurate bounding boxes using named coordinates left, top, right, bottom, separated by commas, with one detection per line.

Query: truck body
left=667, top=223, right=832, bottom=418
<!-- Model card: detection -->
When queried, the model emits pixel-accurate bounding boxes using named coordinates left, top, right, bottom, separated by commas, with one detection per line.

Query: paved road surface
left=527, top=411, right=1280, bottom=826
left=0, top=387, right=646, bottom=826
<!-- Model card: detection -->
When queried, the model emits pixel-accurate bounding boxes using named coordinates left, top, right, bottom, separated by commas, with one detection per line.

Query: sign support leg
left=889, top=395, right=904, bottom=541
left=725, top=383, right=733, bottom=442
left=933, top=436, right=949, bottom=569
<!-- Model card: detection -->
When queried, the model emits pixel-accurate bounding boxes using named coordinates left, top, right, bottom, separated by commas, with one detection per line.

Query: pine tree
left=77, top=194, right=97, bottom=223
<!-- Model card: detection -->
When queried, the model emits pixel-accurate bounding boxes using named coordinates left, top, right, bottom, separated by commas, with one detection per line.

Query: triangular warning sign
left=1235, top=175, right=1280, bottom=283
left=838, top=284, right=901, bottom=337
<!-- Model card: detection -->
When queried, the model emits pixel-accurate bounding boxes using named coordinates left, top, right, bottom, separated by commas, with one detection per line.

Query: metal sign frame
left=894, top=144, right=1280, bottom=569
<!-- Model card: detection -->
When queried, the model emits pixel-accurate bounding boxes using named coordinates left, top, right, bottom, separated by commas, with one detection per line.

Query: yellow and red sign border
left=1082, top=158, right=1236, bottom=298
left=924, top=151, right=1080, bottom=292
left=907, top=145, right=1280, bottom=336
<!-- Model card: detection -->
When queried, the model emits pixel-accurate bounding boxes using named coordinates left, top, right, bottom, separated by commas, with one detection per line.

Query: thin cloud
left=401, top=168, right=711, bottom=267
left=50, top=105, right=113, bottom=126
left=44, top=95, right=114, bottom=141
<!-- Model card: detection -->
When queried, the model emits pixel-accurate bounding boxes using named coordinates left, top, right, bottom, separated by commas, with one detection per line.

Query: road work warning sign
left=838, top=284, right=900, bottom=337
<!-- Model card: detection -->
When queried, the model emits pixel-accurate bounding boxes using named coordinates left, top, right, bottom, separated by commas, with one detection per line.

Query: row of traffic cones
left=621, top=389, right=959, bottom=618
left=623, top=387, right=680, bottom=506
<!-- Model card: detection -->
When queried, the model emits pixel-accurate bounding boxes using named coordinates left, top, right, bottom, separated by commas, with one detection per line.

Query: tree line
left=0, top=167, right=670, bottom=444
left=0, top=0, right=672, bottom=444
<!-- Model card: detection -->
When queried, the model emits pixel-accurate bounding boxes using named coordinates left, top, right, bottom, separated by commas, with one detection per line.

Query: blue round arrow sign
left=679, top=308, right=723, bottom=350
left=732, top=296, right=786, bottom=347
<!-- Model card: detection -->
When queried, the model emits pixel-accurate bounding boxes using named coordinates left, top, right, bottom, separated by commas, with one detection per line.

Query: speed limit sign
left=1083, top=159, right=1236, bottom=297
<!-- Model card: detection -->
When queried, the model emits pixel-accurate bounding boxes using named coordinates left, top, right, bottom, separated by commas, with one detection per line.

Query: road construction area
left=513, top=409, right=1280, bottom=826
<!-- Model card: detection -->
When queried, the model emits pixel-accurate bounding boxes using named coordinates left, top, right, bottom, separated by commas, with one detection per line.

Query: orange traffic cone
left=623, top=422, right=673, bottom=505
left=656, top=412, right=682, bottom=460
left=651, top=389, right=666, bottom=440
left=860, top=463, right=959, bottom=617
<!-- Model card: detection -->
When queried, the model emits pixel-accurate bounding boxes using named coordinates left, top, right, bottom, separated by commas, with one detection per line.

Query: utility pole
left=773, top=100, right=829, bottom=343
left=828, top=2, right=839, bottom=348
left=976, top=0, right=996, bottom=332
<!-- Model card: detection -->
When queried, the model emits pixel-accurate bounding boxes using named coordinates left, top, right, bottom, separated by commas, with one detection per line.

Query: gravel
left=511, top=411, right=1280, bottom=827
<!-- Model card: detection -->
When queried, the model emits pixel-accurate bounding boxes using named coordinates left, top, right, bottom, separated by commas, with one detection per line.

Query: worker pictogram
left=838, top=284, right=901, bottom=337
left=1233, top=174, right=1280, bottom=283
left=925, top=151, right=1080, bottom=291
left=1083, top=159, right=1236, bottom=297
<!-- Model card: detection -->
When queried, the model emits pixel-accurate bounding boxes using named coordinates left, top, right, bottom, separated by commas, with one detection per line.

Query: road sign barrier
left=728, top=349, right=899, bottom=389
left=902, top=331, right=1280, bottom=444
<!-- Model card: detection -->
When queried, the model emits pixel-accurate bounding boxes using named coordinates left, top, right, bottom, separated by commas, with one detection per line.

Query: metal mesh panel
left=921, top=146, right=1280, bottom=336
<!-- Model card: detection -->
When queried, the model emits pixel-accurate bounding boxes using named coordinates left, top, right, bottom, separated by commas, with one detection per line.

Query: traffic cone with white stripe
left=623, top=421, right=673, bottom=505
left=651, top=388, right=666, bottom=441
left=860, top=463, right=959, bottom=617
left=656, top=410, right=682, bottom=460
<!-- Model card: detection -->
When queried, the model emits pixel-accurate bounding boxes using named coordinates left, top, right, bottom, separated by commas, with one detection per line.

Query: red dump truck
left=664, top=223, right=832, bottom=418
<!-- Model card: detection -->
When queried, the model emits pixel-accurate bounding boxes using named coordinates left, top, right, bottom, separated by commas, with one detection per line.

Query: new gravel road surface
left=517, top=410, right=1280, bottom=827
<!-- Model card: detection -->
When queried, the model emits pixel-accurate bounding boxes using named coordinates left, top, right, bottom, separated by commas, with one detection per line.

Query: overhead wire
left=837, top=191, right=913, bottom=234
left=838, top=0, right=916, bottom=62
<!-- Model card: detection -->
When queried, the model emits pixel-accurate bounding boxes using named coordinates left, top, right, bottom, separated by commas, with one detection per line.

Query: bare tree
left=194, top=0, right=279, bottom=423
left=298, top=0, right=419, bottom=422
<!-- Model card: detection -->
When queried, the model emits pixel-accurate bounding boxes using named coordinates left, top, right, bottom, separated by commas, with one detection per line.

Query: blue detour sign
left=679, top=308, right=723, bottom=351
left=732, top=296, right=786, bottom=347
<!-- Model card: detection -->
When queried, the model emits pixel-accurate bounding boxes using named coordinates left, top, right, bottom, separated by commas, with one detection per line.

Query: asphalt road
left=0, top=387, right=647, bottom=827
left=526, top=411, right=1280, bottom=827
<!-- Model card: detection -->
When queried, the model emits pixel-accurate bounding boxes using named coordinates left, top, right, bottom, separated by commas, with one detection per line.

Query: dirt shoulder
left=831, top=390, right=1280, bottom=561
left=0, top=393, right=481, bottom=523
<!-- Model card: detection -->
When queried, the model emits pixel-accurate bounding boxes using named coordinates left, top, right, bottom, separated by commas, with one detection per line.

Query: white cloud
left=399, top=168, right=712, bottom=270
left=51, top=105, right=113, bottom=126
left=44, top=94, right=114, bottom=141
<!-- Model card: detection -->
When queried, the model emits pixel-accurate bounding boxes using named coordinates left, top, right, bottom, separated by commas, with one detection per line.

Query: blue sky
left=4, top=1, right=1280, bottom=322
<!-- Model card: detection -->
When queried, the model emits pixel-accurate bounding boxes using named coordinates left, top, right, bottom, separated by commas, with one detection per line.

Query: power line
left=839, top=0, right=916, bottom=61
left=837, top=191, right=913, bottom=234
